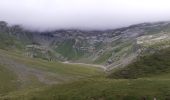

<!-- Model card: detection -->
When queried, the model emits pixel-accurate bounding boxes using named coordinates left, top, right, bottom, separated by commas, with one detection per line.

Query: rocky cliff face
left=0, top=21, right=170, bottom=70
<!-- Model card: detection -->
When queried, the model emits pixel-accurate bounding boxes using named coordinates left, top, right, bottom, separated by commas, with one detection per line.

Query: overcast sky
left=0, top=0, right=170, bottom=31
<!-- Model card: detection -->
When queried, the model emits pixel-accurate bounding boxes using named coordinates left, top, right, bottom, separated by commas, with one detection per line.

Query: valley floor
left=62, top=61, right=107, bottom=70
left=0, top=49, right=104, bottom=99
left=2, top=76, right=170, bottom=100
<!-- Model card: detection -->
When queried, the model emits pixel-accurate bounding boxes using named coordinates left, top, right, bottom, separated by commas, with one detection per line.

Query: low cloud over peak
left=0, top=0, right=170, bottom=31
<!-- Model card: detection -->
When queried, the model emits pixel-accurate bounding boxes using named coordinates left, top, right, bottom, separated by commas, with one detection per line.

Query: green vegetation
left=56, top=39, right=84, bottom=60
left=145, top=24, right=170, bottom=35
left=26, top=48, right=57, bottom=61
left=4, top=77, right=170, bottom=100
left=94, top=51, right=112, bottom=64
left=1, top=47, right=170, bottom=100
left=0, top=32, right=23, bottom=50
left=0, top=48, right=103, bottom=99
left=94, top=40, right=135, bottom=64
left=0, top=49, right=103, bottom=79
left=109, top=47, right=170, bottom=79
left=0, top=64, right=18, bottom=95
left=1, top=22, right=170, bottom=100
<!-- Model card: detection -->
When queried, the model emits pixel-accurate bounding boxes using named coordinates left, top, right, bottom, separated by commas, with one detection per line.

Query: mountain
left=2, top=47, right=170, bottom=100
left=0, top=20, right=170, bottom=99
left=0, top=47, right=103, bottom=99
left=109, top=47, right=170, bottom=79
left=0, top=21, right=170, bottom=69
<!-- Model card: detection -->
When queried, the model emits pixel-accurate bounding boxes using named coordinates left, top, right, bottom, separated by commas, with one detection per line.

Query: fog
left=0, top=0, right=170, bottom=31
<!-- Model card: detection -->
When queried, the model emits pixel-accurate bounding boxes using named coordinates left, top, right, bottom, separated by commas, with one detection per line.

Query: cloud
left=0, top=0, right=170, bottom=31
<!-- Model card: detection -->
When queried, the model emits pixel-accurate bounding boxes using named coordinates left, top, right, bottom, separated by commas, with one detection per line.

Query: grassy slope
left=93, top=39, right=134, bottom=64
left=1, top=32, right=170, bottom=100
left=5, top=77, right=170, bottom=100
left=94, top=51, right=112, bottom=64
left=0, top=64, right=18, bottom=95
left=0, top=49, right=104, bottom=99
left=0, top=32, right=23, bottom=50
left=109, top=47, right=170, bottom=79
left=0, top=49, right=103, bottom=78
left=56, top=39, right=84, bottom=60
left=1, top=47, right=170, bottom=100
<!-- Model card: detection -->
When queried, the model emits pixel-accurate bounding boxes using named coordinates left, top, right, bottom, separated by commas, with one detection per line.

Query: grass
left=1, top=34, right=170, bottom=99
left=0, top=32, right=23, bottom=50
left=0, top=64, right=18, bottom=95
left=1, top=47, right=170, bottom=100
left=0, top=49, right=104, bottom=79
left=109, top=47, right=170, bottom=79
left=0, top=48, right=104, bottom=99
left=94, top=51, right=112, bottom=64
left=4, top=77, right=170, bottom=100
left=56, top=39, right=84, bottom=60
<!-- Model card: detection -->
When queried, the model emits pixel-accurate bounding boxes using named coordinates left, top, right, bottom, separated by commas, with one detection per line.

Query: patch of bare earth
left=0, top=54, right=67, bottom=87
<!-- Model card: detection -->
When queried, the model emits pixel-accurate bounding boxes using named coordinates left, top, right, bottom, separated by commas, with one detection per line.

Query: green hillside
left=1, top=21, right=170, bottom=100
left=94, top=51, right=112, bottom=64
left=109, top=47, right=170, bottom=79
left=2, top=47, right=170, bottom=100
left=0, top=32, right=23, bottom=50
left=56, top=39, right=84, bottom=60
left=0, top=49, right=103, bottom=99
left=8, top=78, right=170, bottom=100
left=0, top=64, right=18, bottom=95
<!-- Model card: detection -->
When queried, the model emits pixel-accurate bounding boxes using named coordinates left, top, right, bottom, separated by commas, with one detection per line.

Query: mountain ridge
left=1, top=20, right=170, bottom=99
left=1, top=20, right=170, bottom=70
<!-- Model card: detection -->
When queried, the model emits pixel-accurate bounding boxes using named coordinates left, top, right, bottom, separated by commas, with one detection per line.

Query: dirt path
left=62, top=61, right=107, bottom=71
left=0, top=54, right=63, bottom=85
